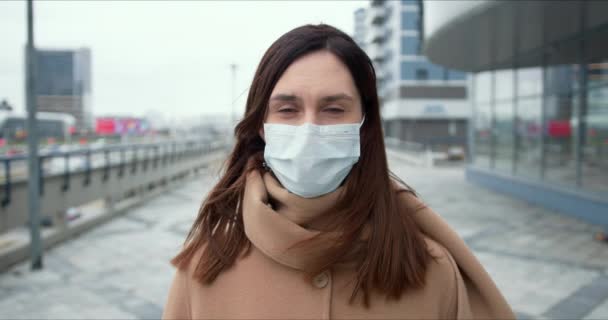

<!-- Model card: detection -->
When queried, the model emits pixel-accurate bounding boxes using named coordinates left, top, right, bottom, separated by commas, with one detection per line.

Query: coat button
left=313, top=271, right=329, bottom=289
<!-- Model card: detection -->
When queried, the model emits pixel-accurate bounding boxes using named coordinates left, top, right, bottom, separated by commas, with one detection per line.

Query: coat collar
left=242, top=170, right=343, bottom=271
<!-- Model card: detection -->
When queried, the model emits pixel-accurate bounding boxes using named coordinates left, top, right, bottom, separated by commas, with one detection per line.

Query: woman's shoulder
left=419, top=236, right=460, bottom=316
left=422, top=236, right=458, bottom=281
left=390, top=177, right=427, bottom=211
left=168, top=243, right=209, bottom=286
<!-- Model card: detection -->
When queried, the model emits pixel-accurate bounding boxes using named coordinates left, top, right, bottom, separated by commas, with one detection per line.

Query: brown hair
left=171, top=24, right=432, bottom=307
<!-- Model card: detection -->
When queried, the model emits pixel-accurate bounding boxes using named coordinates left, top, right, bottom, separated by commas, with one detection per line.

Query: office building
left=354, top=0, right=469, bottom=151
left=423, top=0, right=608, bottom=225
left=34, top=48, right=92, bottom=132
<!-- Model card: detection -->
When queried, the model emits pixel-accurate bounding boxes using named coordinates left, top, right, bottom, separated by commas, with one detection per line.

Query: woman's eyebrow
left=269, top=93, right=354, bottom=103
left=269, top=94, right=301, bottom=102
left=320, top=93, right=354, bottom=103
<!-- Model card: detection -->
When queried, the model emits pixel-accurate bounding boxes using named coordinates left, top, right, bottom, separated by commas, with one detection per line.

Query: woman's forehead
left=271, top=51, right=360, bottom=100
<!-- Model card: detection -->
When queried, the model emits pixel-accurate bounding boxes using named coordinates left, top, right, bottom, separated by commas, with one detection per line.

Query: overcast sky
left=0, top=0, right=363, bottom=123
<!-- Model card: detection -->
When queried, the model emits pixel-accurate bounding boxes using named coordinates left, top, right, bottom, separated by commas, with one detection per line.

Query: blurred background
left=0, top=1, right=607, bottom=319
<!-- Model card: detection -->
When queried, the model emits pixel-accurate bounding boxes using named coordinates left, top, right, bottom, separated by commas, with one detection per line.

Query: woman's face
left=264, top=50, right=363, bottom=127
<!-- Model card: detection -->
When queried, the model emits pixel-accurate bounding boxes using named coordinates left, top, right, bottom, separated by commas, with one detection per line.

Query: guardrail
left=384, top=137, right=433, bottom=167
left=0, top=139, right=227, bottom=234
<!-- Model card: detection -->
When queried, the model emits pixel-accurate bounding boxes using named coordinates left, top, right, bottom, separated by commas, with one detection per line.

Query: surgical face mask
left=263, top=119, right=363, bottom=198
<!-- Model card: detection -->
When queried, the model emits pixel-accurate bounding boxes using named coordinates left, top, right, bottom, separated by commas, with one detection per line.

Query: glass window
left=475, top=71, right=493, bottom=103
left=494, top=101, right=514, bottom=172
left=517, top=66, right=543, bottom=98
left=544, top=94, right=577, bottom=187
left=447, top=70, right=467, bottom=81
left=495, top=69, right=514, bottom=102
left=586, top=30, right=608, bottom=88
left=545, top=40, right=580, bottom=95
left=401, top=0, right=418, bottom=5
left=427, top=63, right=444, bottom=80
left=515, top=97, right=542, bottom=179
left=401, top=61, right=417, bottom=80
left=401, top=11, right=419, bottom=31
left=587, top=61, right=608, bottom=87
left=545, top=63, right=580, bottom=95
left=401, top=61, right=443, bottom=81
left=401, top=35, right=420, bottom=56
left=582, top=85, right=608, bottom=194
left=474, top=102, right=492, bottom=168
left=415, top=69, right=428, bottom=80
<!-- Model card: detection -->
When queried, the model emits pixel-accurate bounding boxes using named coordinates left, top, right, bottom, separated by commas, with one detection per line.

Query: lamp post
left=230, top=63, right=237, bottom=135
left=25, top=0, right=43, bottom=270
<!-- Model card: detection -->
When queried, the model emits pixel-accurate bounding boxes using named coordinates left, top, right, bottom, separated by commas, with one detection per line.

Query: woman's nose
left=302, top=112, right=319, bottom=125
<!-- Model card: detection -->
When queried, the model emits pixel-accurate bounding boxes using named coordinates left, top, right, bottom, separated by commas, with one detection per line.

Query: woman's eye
left=278, top=108, right=297, bottom=113
left=324, top=107, right=344, bottom=114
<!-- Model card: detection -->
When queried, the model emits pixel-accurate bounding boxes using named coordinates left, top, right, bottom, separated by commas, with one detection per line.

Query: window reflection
left=544, top=94, right=577, bottom=187
left=495, top=69, right=514, bottom=102
left=588, top=62, right=608, bottom=86
left=583, top=86, right=608, bottom=193
left=494, top=101, right=514, bottom=172
left=517, top=67, right=543, bottom=98
left=515, top=97, right=542, bottom=179
left=474, top=102, right=491, bottom=168
left=585, top=30, right=608, bottom=87
left=400, top=11, right=419, bottom=31
left=475, top=71, right=492, bottom=103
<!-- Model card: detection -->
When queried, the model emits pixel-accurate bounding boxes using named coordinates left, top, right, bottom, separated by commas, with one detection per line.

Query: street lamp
left=25, top=0, right=43, bottom=270
left=230, top=63, right=237, bottom=130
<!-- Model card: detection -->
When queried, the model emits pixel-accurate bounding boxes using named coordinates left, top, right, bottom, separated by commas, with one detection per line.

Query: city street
left=0, top=152, right=607, bottom=319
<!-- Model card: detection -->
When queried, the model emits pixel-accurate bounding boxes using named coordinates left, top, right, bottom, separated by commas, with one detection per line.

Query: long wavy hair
left=171, top=24, right=432, bottom=307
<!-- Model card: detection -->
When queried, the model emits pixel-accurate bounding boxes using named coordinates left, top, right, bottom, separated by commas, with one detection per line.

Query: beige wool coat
left=162, top=170, right=515, bottom=319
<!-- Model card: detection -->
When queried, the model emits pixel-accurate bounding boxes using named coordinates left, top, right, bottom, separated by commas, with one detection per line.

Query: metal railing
left=0, top=139, right=227, bottom=233
left=384, top=136, right=433, bottom=167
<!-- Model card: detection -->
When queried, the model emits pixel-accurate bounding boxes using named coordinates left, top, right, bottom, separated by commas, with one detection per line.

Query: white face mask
left=263, top=119, right=363, bottom=198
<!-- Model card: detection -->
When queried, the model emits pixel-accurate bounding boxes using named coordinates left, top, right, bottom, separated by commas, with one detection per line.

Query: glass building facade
left=36, top=51, right=75, bottom=96
left=33, top=48, right=93, bottom=131
left=470, top=11, right=608, bottom=196
left=423, top=0, right=608, bottom=225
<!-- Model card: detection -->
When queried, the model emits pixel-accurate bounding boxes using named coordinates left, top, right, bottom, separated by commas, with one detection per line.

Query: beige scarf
left=241, top=169, right=515, bottom=319
left=241, top=169, right=343, bottom=271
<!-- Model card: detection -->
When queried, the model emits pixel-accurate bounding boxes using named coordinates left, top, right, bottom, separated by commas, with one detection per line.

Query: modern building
left=353, top=8, right=368, bottom=52
left=423, top=0, right=608, bottom=225
left=34, top=48, right=92, bottom=132
left=354, top=0, right=469, bottom=151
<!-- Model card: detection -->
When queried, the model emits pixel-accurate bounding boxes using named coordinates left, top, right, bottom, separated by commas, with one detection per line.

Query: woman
left=163, top=24, right=514, bottom=319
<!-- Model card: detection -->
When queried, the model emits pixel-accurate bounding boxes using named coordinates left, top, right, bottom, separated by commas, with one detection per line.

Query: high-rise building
left=423, top=0, right=608, bottom=225
left=353, top=8, right=367, bottom=52
left=33, top=48, right=92, bottom=131
left=354, top=0, right=469, bottom=151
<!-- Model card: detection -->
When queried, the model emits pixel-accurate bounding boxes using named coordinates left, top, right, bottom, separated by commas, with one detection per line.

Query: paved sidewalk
left=0, top=154, right=607, bottom=319
left=390, top=162, right=608, bottom=320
